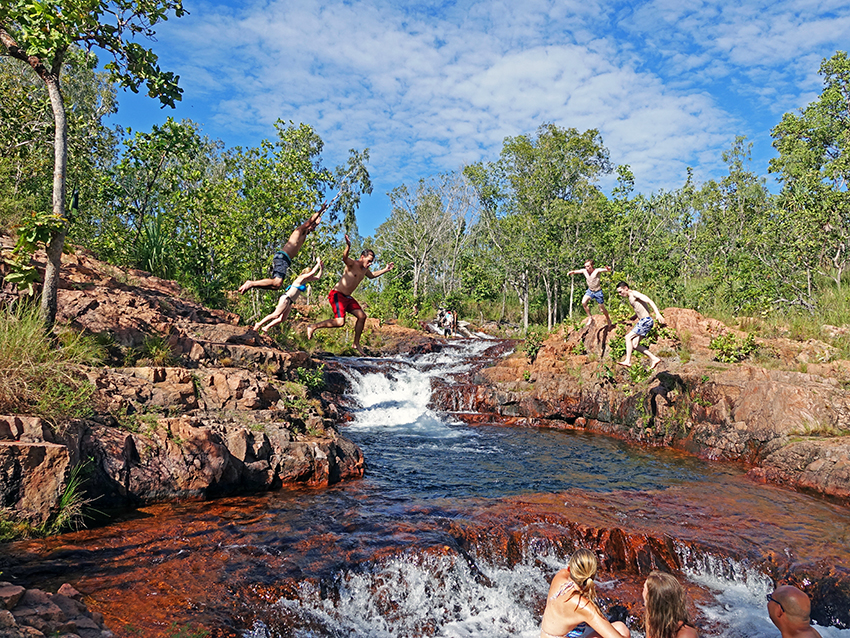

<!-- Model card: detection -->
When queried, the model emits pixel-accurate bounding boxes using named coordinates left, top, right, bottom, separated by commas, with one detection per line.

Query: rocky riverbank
left=0, top=582, right=112, bottom=638
left=432, top=308, right=850, bottom=505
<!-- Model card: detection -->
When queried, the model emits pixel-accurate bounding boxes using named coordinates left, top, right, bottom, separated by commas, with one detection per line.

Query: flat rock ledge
left=0, top=582, right=111, bottom=638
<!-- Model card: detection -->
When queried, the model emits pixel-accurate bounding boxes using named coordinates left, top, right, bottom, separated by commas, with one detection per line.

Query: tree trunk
left=40, top=74, right=68, bottom=330
left=521, top=270, right=529, bottom=332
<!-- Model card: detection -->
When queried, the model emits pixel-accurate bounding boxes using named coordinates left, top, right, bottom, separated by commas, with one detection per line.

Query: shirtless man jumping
left=616, top=281, right=665, bottom=370
left=306, top=234, right=394, bottom=355
left=237, top=202, right=327, bottom=294
left=568, top=259, right=612, bottom=326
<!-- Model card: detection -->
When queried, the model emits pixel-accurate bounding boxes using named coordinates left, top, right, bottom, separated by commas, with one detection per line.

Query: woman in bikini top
left=540, top=549, right=631, bottom=638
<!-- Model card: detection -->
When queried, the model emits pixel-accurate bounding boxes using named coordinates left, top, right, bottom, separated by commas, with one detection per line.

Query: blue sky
left=111, top=0, right=850, bottom=236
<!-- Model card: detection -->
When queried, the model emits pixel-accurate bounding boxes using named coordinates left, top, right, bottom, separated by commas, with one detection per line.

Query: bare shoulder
left=677, top=624, right=699, bottom=638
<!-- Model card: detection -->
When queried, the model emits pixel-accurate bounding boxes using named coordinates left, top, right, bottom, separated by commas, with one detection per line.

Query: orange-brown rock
left=436, top=309, right=850, bottom=504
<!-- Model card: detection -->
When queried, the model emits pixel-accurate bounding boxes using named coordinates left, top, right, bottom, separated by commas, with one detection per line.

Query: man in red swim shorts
left=307, top=234, right=394, bottom=355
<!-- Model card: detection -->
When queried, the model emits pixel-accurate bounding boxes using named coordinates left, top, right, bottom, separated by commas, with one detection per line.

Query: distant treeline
left=2, top=50, right=848, bottom=331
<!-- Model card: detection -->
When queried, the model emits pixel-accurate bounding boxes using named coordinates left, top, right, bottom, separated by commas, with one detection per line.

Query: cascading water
left=6, top=338, right=850, bottom=637
left=238, top=340, right=850, bottom=638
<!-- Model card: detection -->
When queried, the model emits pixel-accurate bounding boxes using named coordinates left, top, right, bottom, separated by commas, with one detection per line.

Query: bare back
left=541, top=571, right=626, bottom=638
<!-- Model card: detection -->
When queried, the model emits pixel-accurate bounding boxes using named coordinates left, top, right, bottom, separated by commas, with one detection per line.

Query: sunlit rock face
left=428, top=309, right=850, bottom=505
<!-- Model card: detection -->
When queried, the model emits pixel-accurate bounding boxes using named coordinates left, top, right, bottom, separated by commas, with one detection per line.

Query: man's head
left=584, top=260, right=594, bottom=271
left=768, top=585, right=814, bottom=634
left=616, top=281, right=630, bottom=297
left=359, top=249, right=375, bottom=267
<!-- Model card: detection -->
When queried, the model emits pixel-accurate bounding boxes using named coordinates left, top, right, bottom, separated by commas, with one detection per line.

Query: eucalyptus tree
left=689, top=137, right=770, bottom=312
left=466, top=123, right=610, bottom=330
left=0, top=0, right=184, bottom=328
left=1, top=50, right=117, bottom=231
left=82, top=118, right=220, bottom=283
left=770, top=50, right=850, bottom=294
left=379, top=178, right=451, bottom=299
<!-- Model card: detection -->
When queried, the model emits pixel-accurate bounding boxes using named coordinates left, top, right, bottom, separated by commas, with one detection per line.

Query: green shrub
left=296, top=364, right=326, bottom=393
left=522, top=325, right=548, bottom=363
left=709, top=332, right=758, bottom=363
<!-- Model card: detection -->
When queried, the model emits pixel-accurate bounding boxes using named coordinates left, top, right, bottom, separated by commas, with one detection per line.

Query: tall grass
left=0, top=303, right=104, bottom=426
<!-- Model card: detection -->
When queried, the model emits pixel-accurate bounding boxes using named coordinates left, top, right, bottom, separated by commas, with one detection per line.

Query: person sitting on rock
left=237, top=202, right=327, bottom=295
left=306, top=234, right=394, bottom=355
left=643, top=571, right=698, bottom=638
left=768, top=585, right=822, bottom=638
left=540, top=548, right=631, bottom=638
left=253, top=258, right=323, bottom=333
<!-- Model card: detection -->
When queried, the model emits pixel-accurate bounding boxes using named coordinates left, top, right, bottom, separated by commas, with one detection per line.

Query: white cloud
left=124, top=0, right=849, bottom=232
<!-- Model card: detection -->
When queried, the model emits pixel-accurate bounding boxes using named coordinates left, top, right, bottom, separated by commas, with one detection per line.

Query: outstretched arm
left=341, top=234, right=356, bottom=267
left=306, top=258, right=323, bottom=281
left=367, top=262, right=395, bottom=278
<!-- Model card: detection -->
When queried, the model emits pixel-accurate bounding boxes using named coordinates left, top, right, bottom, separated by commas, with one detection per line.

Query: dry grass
left=0, top=303, right=104, bottom=426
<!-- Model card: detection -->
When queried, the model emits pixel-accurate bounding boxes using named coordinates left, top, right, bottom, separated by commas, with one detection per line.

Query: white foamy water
left=244, top=548, right=850, bottom=638
left=341, top=339, right=496, bottom=437
left=242, top=339, right=850, bottom=638
left=683, top=557, right=850, bottom=638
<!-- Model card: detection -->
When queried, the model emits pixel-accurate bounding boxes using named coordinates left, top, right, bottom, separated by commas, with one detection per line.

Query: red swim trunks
left=329, top=289, right=362, bottom=318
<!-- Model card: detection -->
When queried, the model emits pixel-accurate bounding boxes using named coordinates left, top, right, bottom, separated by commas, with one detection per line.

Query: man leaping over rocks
left=616, top=281, right=665, bottom=370
left=307, top=234, right=394, bottom=355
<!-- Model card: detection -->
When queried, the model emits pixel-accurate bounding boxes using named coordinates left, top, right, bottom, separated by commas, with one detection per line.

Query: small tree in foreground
left=0, top=0, right=185, bottom=328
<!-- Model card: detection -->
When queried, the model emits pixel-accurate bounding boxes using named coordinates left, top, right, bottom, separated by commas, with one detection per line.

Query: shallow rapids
left=4, top=338, right=850, bottom=637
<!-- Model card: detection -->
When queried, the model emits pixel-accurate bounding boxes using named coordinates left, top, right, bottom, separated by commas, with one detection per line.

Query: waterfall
left=236, top=340, right=850, bottom=638
left=243, top=545, right=850, bottom=638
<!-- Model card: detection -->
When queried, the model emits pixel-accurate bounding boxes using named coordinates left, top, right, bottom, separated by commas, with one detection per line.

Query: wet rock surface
left=0, top=245, right=377, bottom=524
left=0, top=582, right=112, bottom=638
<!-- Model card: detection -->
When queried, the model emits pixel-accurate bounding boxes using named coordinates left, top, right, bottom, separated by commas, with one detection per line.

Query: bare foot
left=649, top=357, right=661, bottom=370
left=354, top=344, right=365, bottom=356
left=238, top=281, right=253, bottom=294
left=306, top=325, right=315, bottom=340
left=252, top=323, right=261, bottom=331
left=617, top=360, right=631, bottom=368
left=584, top=316, right=593, bottom=326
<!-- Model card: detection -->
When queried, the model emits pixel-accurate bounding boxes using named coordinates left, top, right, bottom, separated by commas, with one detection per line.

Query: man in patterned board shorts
left=567, top=259, right=612, bottom=326
left=307, top=234, right=394, bottom=355
left=615, top=281, right=665, bottom=370
left=237, top=202, right=327, bottom=294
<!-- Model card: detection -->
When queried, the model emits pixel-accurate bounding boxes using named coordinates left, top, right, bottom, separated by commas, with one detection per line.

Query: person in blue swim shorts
left=616, top=281, right=666, bottom=370
left=237, top=202, right=327, bottom=295
left=252, top=258, right=323, bottom=333
left=568, top=260, right=612, bottom=327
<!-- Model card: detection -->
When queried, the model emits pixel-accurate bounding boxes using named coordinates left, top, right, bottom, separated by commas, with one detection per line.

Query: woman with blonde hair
left=643, top=571, right=698, bottom=638
left=540, top=549, right=631, bottom=638
left=253, top=258, right=322, bottom=333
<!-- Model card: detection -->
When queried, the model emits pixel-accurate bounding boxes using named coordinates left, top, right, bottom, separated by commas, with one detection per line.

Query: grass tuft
left=0, top=303, right=104, bottom=427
